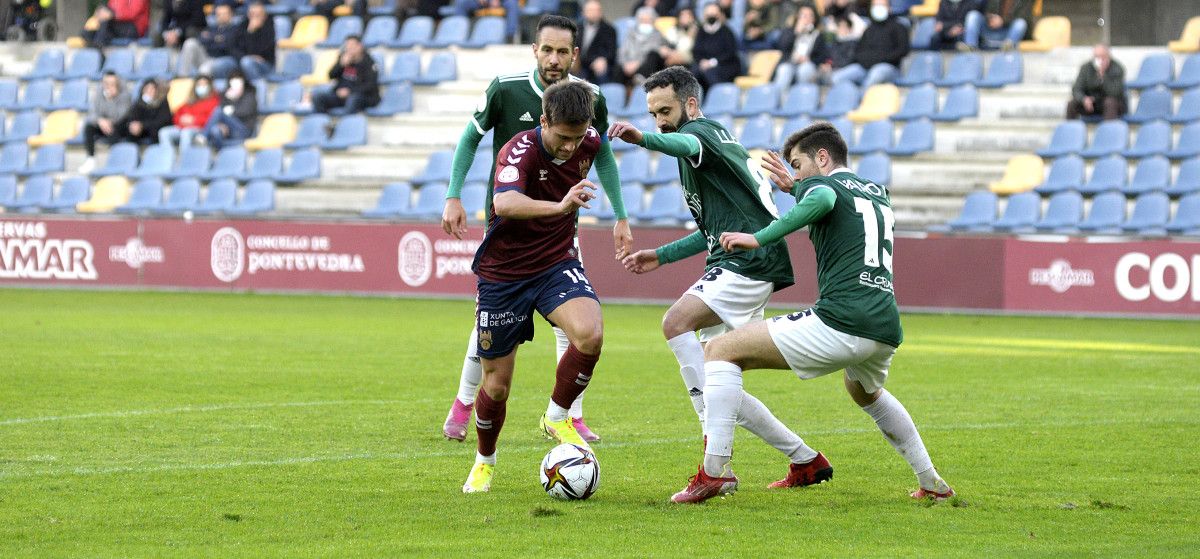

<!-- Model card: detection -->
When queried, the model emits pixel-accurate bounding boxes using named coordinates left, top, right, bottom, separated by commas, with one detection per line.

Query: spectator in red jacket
left=84, top=0, right=150, bottom=48
left=159, top=75, right=221, bottom=148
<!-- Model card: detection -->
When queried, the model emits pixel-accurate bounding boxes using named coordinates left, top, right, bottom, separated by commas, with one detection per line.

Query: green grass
left=1, top=289, right=1198, bottom=557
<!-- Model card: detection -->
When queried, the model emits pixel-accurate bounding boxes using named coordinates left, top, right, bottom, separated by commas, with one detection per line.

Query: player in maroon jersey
left=463, top=81, right=607, bottom=493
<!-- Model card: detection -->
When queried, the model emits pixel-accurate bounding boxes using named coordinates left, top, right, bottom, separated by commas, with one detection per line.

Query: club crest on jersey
left=498, top=165, right=520, bottom=183
left=539, top=169, right=548, bottom=181
left=519, top=112, right=534, bottom=122
left=578, top=158, right=591, bottom=179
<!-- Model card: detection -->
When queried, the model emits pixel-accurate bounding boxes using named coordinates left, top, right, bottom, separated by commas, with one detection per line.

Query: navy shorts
left=475, top=259, right=598, bottom=358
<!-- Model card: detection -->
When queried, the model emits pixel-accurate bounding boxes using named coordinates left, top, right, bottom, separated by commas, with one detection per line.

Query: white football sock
left=456, top=327, right=482, bottom=405
left=862, top=389, right=940, bottom=489
left=737, top=392, right=819, bottom=464
left=545, top=400, right=570, bottom=423
left=667, top=332, right=707, bottom=424
left=475, top=452, right=496, bottom=465
left=702, top=360, right=743, bottom=476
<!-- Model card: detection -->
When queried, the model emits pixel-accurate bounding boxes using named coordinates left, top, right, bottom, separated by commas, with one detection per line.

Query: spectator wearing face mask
left=114, top=80, right=174, bottom=145
left=692, top=2, right=741, bottom=90
left=159, top=75, right=220, bottom=148
left=830, top=0, right=909, bottom=87
left=79, top=71, right=133, bottom=174
left=774, top=4, right=833, bottom=85
left=1066, top=44, right=1127, bottom=120
left=203, top=70, right=259, bottom=148
left=619, top=7, right=666, bottom=86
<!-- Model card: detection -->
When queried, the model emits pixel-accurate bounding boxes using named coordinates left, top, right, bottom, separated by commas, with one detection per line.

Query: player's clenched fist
left=607, top=122, right=644, bottom=145
left=559, top=180, right=597, bottom=213
left=621, top=249, right=660, bottom=274
left=719, top=232, right=760, bottom=253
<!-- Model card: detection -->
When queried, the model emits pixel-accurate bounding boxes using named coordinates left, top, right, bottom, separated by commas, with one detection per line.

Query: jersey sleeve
left=493, top=133, right=535, bottom=195
left=797, top=176, right=837, bottom=200
left=592, top=88, right=611, bottom=137
left=678, top=121, right=715, bottom=169
left=470, top=78, right=502, bottom=135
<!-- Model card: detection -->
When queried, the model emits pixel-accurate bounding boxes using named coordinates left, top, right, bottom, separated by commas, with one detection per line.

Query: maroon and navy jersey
left=472, top=126, right=601, bottom=282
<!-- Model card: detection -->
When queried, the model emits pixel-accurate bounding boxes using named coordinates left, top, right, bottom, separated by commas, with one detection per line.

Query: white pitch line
left=0, top=400, right=408, bottom=427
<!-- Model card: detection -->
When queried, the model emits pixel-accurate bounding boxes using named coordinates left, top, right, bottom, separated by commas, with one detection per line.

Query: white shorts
left=767, top=309, right=895, bottom=394
left=685, top=267, right=774, bottom=342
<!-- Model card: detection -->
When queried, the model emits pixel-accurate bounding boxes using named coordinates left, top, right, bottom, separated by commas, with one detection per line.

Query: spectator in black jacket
left=1066, top=44, right=1127, bottom=120
left=159, top=0, right=209, bottom=48
left=114, top=79, right=173, bottom=144
left=178, top=1, right=244, bottom=78
left=577, top=0, right=618, bottom=85
left=932, top=0, right=983, bottom=50
left=312, top=35, right=381, bottom=114
left=238, top=1, right=277, bottom=81
left=691, top=2, right=741, bottom=90
left=203, top=70, right=259, bottom=148
left=830, top=0, right=909, bottom=87
left=774, top=4, right=833, bottom=86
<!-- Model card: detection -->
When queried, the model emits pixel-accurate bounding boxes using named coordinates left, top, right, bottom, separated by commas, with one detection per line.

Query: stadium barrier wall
left=1, top=216, right=1198, bottom=318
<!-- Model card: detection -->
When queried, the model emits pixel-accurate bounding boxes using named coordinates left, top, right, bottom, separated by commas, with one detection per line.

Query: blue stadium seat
left=369, top=0, right=398, bottom=16
left=163, top=145, right=212, bottom=180
left=619, top=184, right=645, bottom=217
left=1125, top=53, right=1174, bottom=90
left=1166, top=157, right=1200, bottom=197
left=1075, top=191, right=1126, bottom=234
left=14, top=79, right=54, bottom=111
left=132, top=49, right=172, bottom=81
left=1123, top=155, right=1171, bottom=196
left=392, top=16, right=434, bottom=48
left=521, top=0, right=560, bottom=16
left=617, top=149, right=651, bottom=185
left=1166, top=193, right=1200, bottom=233
left=990, top=191, right=1041, bottom=232
left=739, top=114, right=775, bottom=150
left=599, top=83, right=625, bottom=111
left=812, top=81, right=861, bottom=119
left=849, top=119, right=893, bottom=155
left=91, top=142, right=138, bottom=177
left=277, top=147, right=323, bottom=184
left=18, top=144, right=65, bottom=177
left=366, top=83, right=414, bottom=117
left=0, top=80, right=18, bottom=110
left=273, top=15, right=292, bottom=40
left=613, top=16, right=635, bottom=46
left=1034, top=155, right=1085, bottom=195
left=362, top=182, right=413, bottom=218
left=1168, top=87, right=1200, bottom=124
left=194, top=179, right=238, bottom=215
left=614, top=87, right=648, bottom=118
left=1124, top=87, right=1173, bottom=124
left=201, top=146, right=249, bottom=181
left=155, top=178, right=202, bottom=215
left=580, top=184, right=612, bottom=221
left=430, top=15, right=470, bottom=48
left=942, top=191, right=998, bottom=231
left=115, top=178, right=165, bottom=214
left=464, top=150, right=493, bottom=184
left=226, top=180, right=276, bottom=216
left=321, top=114, right=368, bottom=150
left=1121, top=120, right=1171, bottom=159
left=0, top=175, right=15, bottom=207
left=910, top=17, right=936, bottom=50
left=460, top=182, right=487, bottom=221
left=931, top=84, right=978, bottom=122
left=1080, top=120, right=1129, bottom=159
left=411, top=150, right=453, bottom=185
left=284, top=114, right=332, bottom=149
left=1169, top=55, right=1200, bottom=90
left=645, top=155, right=679, bottom=186
left=773, top=189, right=796, bottom=215
left=1037, top=120, right=1086, bottom=158
left=891, top=83, right=937, bottom=121
left=98, top=48, right=135, bottom=80
left=886, top=118, right=934, bottom=156
left=895, top=52, right=941, bottom=87
left=1122, top=192, right=1170, bottom=233
left=269, top=51, right=313, bottom=83
left=734, top=84, right=778, bottom=117
left=22, top=49, right=64, bottom=81
left=1035, top=190, right=1084, bottom=232
left=772, top=83, right=819, bottom=118
left=638, top=184, right=685, bottom=225
left=829, top=117, right=855, bottom=148
left=464, top=16, right=506, bottom=48
left=362, top=16, right=399, bottom=48
left=413, top=52, right=457, bottom=85
left=239, top=148, right=284, bottom=181
left=129, top=144, right=175, bottom=179
left=5, top=175, right=54, bottom=212
left=1078, top=155, right=1127, bottom=195
left=857, top=152, right=891, bottom=185
left=403, top=181, right=448, bottom=220
left=934, top=53, right=982, bottom=87
left=0, top=144, right=28, bottom=174
left=779, top=115, right=813, bottom=141
left=60, top=49, right=102, bottom=81
left=4, top=111, right=40, bottom=144
left=318, top=16, right=364, bottom=48
left=382, top=51, right=421, bottom=85
left=43, top=176, right=90, bottom=213
left=48, top=78, right=89, bottom=111
left=976, top=52, right=1023, bottom=88
left=261, top=80, right=304, bottom=114
left=702, top=83, right=740, bottom=117
left=1168, top=122, right=1200, bottom=160
left=265, top=0, right=310, bottom=15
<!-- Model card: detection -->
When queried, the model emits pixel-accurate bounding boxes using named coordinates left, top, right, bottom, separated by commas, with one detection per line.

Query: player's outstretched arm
left=622, top=230, right=706, bottom=273
left=722, top=186, right=836, bottom=252
left=637, top=131, right=702, bottom=159
left=493, top=180, right=596, bottom=219
left=442, top=123, right=486, bottom=239
left=593, top=140, right=633, bottom=259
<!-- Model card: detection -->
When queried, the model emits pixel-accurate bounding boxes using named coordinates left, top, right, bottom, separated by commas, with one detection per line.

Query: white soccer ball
left=539, top=443, right=599, bottom=500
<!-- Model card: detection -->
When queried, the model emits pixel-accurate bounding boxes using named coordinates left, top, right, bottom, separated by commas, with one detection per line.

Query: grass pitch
left=1, top=289, right=1197, bottom=557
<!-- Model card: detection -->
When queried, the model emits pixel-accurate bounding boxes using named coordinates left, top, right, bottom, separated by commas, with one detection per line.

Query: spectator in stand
left=714, top=0, right=734, bottom=18
left=315, top=0, right=365, bottom=21
left=659, top=7, right=697, bottom=68
left=775, top=4, right=833, bottom=86
left=159, top=75, right=220, bottom=148
left=630, top=0, right=672, bottom=18
left=312, top=35, right=381, bottom=114
left=203, top=70, right=259, bottom=148
left=828, top=15, right=860, bottom=70
left=830, top=0, right=908, bottom=87
left=692, top=1, right=740, bottom=90
left=79, top=71, right=133, bottom=174
left=83, top=0, right=150, bottom=48
left=577, top=0, right=618, bottom=85
left=822, top=0, right=866, bottom=38
left=963, top=0, right=1028, bottom=50
left=447, top=0, right=519, bottom=38
left=1066, top=44, right=1127, bottom=120
left=618, top=7, right=666, bottom=86
left=931, top=0, right=982, bottom=50
left=742, top=0, right=778, bottom=51
left=178, top=1, right=245, bottom=78
left=158, top=0, right=209, bottom=48
left=239, top=1, right=277, bottom=81
left=114, top=80, right=174, bottom=144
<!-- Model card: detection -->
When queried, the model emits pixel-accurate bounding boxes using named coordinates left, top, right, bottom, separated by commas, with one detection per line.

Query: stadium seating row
left=1039, top=119, right=1200, bottom=161
left=79, top=143, right=321, bottom=184
left=938, top=190, right=1200, bottom=236
left=0, top=174, right=275, bottom=215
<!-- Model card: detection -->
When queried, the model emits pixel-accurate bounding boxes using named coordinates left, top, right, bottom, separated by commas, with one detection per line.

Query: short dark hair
left=101, top=70, right=119, bottom=80
left=542, top=81, right=595, bottom=126
left=642, top=66, right=702, bottom=107
left=537, top=14, right=578, bottom=45
left=345, top=34, right=362, bottom=43
left=782, top=122, right=849, bottom=167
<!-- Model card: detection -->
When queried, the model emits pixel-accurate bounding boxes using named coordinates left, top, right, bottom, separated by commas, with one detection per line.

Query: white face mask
left=870, top=5, right=889, bottom=21
left=141, top=93, right=154, bottom=104
left=637, top=23, right=654, bottom=34
left=195, top=85, right=210, bottom=97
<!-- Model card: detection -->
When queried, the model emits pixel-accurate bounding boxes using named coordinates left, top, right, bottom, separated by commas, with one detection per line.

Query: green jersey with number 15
left=797, top=170, right=902, bottom=347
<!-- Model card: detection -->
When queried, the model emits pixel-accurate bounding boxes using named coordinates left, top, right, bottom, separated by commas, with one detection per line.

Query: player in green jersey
left=440, top=15, right=632, bottom=444
left=670, top=122, right=955, bottom=504
left=609, top=67, right=823, bottom=491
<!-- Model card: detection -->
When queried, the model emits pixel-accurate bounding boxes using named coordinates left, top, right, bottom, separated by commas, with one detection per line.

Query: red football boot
left=671, top=465, right=739, bottom=504
left=768, top=452, right=833, bottom=489
left=911, top=486, right=956, bottom=501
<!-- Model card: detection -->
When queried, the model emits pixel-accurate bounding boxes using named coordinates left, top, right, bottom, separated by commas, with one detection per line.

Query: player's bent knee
left=702, top=334, right=738, bottom=364
left=573, top=328, right=604, bottom=355
left=661, top=310, right=691, bottom=339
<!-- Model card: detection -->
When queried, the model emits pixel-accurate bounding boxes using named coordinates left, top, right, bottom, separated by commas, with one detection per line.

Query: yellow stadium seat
left=846, top=84, right=901, bottom=123
left=300, top=49, right=339, bottom=86
left=27, top=110, right=80, bottom=147
left=733, top=50, right=782, bottom=89
left=65, top=36, right=86, bottom=48
left=1169, top=16, right=1200, bottom=53
left=167, top=78, right=194, bottom=112
left=1019, top=16, right=1071, bottom=52
left=77, top=176, right=131, bottom=213
left=909, top=0, right=940, bottom=18
left=989, top=154, right=1044, bottom=194
left=243, top=113, right=299, bottom=151
left=654, top=17, right=676, bottom=36
left=278, top=15, right=329, bottom=49
left=333, top=4, right=352, bottom=16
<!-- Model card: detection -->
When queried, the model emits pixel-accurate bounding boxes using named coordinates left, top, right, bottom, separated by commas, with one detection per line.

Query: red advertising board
left=0, top=218, right=141, bottom=286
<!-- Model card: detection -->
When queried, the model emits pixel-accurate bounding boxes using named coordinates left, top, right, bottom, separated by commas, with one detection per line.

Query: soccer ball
left=539, top=443, right=599, bottom=500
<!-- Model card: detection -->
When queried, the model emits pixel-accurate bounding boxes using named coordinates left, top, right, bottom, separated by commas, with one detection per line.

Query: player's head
left=781, top=122, right=849, bottom=180
left=533, top=15, right=579, bottom=85
left=540, top=81, right=595, bottom=160
left=643, top=66, right=702, bottom=133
